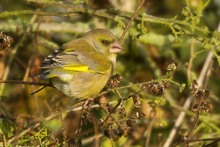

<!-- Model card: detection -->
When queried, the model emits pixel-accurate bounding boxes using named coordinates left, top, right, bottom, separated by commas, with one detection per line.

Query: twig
left=7, top=122, right=41, bottom=144
left=187, top=137, right=220, bottom=143
left=163, top=22, right=220, bottom=147
left=31, top=86, right=48, bottom=95
left=91, top=114, right=100, bottom=147
left=203, top=138, right=220, bottom=147
left=186, top=112, right=200, bottom=140
left=145, top=119, right=155, bottom=147
left=187, top=38, right=195, bottom=81
left=118, top=0, right=145, bottom=44
left=82, top=134, right=102, bottom=146
left=203, top=59, right=213, bottom=89
left=1, top=133, right=7, bottom=147
left=0, top=80, right=51, bottom=87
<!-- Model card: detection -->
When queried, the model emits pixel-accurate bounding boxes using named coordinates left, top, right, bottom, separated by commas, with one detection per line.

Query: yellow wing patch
left=61, top=64, right=90, bottom=72
left=61, top=63, right=104, bottom=73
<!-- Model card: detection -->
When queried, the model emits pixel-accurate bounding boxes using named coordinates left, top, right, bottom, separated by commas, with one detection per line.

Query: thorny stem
left=186, top=112, right=200, bottom=140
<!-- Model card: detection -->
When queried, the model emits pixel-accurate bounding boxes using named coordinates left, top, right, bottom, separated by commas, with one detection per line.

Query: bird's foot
left=81, top=98, right=94, bottom=111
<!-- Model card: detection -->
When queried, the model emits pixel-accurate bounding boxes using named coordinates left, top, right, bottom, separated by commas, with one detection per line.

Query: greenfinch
left=40, top=29, right=123, bottom=99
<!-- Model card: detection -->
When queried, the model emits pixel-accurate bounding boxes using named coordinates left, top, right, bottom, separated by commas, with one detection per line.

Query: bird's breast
left=51, top=71, right=111, bottom=98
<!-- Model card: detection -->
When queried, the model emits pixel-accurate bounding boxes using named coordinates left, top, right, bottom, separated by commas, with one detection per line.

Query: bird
left=40, top=29, right=123, bottom=99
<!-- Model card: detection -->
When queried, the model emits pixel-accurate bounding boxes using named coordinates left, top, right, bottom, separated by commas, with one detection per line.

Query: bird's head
left=83, top=29, right=123, bottom=65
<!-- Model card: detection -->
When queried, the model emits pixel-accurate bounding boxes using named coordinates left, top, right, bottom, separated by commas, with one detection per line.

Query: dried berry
left=107, top=74, right=123, bottom=88
left=0, top=32, right=13, bottom=50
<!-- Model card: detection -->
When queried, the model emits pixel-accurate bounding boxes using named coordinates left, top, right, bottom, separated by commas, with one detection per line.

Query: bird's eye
left=101, top=39, right=108, bottom=45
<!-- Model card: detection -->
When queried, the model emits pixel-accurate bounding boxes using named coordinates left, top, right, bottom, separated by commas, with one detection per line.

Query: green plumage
left=40, top=29, right=122, bottom=98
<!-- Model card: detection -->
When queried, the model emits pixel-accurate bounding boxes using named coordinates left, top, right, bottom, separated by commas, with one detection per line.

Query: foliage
left=1, top=0, right=220, bottom=146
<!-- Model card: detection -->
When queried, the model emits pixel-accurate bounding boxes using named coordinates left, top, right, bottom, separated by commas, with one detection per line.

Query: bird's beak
left=110, top=41, right=123, bottom=53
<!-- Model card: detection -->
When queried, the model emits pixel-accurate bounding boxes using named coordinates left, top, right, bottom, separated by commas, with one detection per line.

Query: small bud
left=147, top=81, right=167, bottom=95
left=132, top=94, right=141, bottom=107
left=167, top=63, right=176, bottom=71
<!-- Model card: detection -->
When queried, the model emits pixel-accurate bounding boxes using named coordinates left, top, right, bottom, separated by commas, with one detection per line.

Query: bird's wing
left=41, top=38, right=112, bottom=78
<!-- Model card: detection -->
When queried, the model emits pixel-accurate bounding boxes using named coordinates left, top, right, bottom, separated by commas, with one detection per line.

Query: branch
left=0, top=80, right=51, bottom=86
left=118, top=0, right=145, bottom=44
left=0, top=7, right=209, bottom=37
